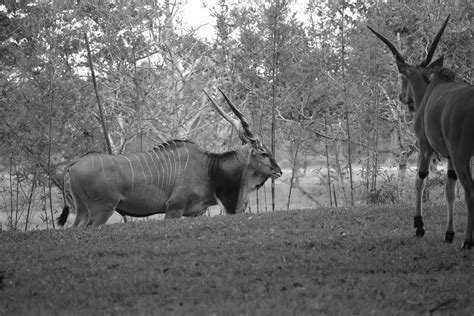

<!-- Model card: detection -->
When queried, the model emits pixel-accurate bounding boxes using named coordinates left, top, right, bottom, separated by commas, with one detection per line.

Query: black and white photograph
left=1, top=0, right=473, bottom=314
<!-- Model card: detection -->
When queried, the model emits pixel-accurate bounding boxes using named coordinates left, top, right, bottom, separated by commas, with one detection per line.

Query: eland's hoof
left=415, top=227, right=425, bottom=237
left=444, top=231, right=455, bottom=243
left=461, top=241, right=472, bottom=250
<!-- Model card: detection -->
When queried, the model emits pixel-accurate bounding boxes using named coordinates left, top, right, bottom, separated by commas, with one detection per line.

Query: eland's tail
left=57, top=164, right=73, bottom=227
left=57, top=206, right=70, bottom=227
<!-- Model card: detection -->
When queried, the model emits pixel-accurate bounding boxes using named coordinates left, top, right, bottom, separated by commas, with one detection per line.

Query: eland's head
left=367, top=16, right=449, bottom=112
left=203, top=88, right=282, bottom=187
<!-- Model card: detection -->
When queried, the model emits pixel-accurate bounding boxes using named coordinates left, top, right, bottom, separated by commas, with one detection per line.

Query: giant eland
left=57, top=89, right=282, bottom=226
left=368, top=16, right=474, bottom=249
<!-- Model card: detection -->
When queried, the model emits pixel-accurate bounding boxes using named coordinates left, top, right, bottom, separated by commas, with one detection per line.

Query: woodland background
left=0, top=0, right=472, bottom=231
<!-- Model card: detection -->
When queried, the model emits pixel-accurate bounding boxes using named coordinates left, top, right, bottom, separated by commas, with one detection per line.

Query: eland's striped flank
left=57, top=89, right=282, bottom=226
left=369, top=16, right=474, bottom=249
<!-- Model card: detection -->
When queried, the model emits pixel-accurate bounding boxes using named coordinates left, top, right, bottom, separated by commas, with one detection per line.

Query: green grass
left=1, top=203, right=474, bottom=315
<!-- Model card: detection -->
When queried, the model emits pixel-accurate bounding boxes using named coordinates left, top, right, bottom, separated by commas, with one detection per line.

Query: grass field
left=1, top=202, right=474, bottom=315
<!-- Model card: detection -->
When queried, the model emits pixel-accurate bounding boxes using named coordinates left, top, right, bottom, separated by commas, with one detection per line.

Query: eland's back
left=422, top=71, right=474, bottom=159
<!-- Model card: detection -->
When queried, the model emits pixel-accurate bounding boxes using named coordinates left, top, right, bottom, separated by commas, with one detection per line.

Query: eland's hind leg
left=414, top=149, right=434, bottom=237
left=86, top=201, right=118, bottom=226
left=451, top=158, right=473, bottom=249
left=444, top=160, right=457, bottom=243
left=467, top=197, right=474, bottom=249
left=460, top=188, right=474, bottom=249
left=71, top=191, right=89, bottom=227
left=164, top=197, right=185, bottom=219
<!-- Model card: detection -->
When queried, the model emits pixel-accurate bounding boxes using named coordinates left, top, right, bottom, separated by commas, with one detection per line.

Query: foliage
left=0, top=1, right=471, bottom=229
left=365, top=170, right=399, bottom=205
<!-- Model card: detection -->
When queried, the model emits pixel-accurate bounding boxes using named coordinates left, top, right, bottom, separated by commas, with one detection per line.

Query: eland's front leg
left=460, top=192, right=474, bottom=249
left=461, top=189, right=474, bottom=249
left=414, top=173, right=427, bottom=237
left=414, top=151, right=433, bottom=237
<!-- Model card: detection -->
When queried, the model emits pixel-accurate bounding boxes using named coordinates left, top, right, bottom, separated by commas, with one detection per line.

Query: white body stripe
left=157, top=148, right=168, bottom=193
left=98, top=154, right=107, bottom=186
left=163, top=148, right=172, bottom=191
left=183, top=143, right=189, bottom=173
left=122, top=156, right=135, bottom=193
left=151, top=150, right=165, bottom=195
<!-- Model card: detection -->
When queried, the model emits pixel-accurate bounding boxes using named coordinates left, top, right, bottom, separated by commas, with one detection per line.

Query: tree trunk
left=340, top=1, right=354, bottom=205
left=324, top=111, right=333, bottom=207
left=270, top=0, right=282, bottom=212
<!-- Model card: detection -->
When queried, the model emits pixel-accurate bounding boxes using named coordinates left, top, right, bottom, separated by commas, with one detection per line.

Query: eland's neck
left=205, top=146, right=252, bottom=214
left=207, top=148, right=249, bottom=183
left=410, top=73, right=429, bottom=112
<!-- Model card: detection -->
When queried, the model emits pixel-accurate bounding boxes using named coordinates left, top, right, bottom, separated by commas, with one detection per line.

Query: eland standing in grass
left=368, top=16, right=474, bottom=249
left=57, top=88, right=282, bottom=226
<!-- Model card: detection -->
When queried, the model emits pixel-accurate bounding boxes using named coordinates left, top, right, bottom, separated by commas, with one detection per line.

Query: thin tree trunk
left=84, top=32, right=113, bottom=155
left=370, top=49, right=379, bottom=195
left=270, top=0, right=281, bottom=212
left=9, top=154, right=16, bottom=230
left=372, top=85, right=379, bottom=193
left=287, top=138, right=301, bottom=211
left=332, top=183, right=338, bottom=207
left=25, top=166, right=38, bottom=232
left=256, top=189, right=260, bottom=214
left=46, top=51, right=56, bottom=229
left=133, top=48, right=143, bottom=151
left=340, top=2, right=354, bottom=205
left=331, top=124, right=347, bottom=204
left=42, top=182, right=49, bottom=229
left=324, top=111, right=333, bottom=207
left=264, top=184, right=268, bottom=213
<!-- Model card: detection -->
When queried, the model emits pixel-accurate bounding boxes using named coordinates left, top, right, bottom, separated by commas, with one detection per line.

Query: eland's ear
left=396, top=60, right=408, bottom=74
left=427, top=55, right=444, bottom=70
left=425, top=56, right=445, bottom=82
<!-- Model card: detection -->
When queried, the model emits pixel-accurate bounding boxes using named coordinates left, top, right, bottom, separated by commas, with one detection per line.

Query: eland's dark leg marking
left=444, top=165, right=457, bottom=243
left=447, top=169, right=458, bottom=180
left=414, top=215, right=424, bottom=237
left=418, top=170, right=429, bottom=179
